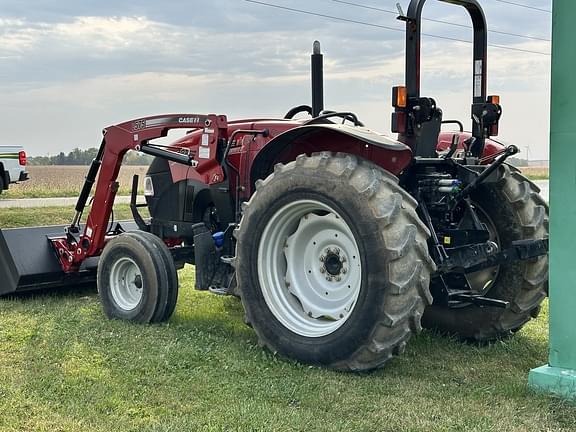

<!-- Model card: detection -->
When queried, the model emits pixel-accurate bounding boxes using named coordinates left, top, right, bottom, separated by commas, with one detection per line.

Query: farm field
left=1, top=165, right=550, bottom=200
left=0, top=206, right=572, bottom=432
left=519, top=166, right=550, bottom=180
left=1, top=166, right=149, bottom=199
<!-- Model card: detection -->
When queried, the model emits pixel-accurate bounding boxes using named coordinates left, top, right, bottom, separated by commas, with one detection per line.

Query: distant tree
left=29, top=148, right=153, bottom=166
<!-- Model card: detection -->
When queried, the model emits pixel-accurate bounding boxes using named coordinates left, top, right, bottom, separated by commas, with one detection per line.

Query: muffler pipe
left=311, top=41, right=324, bottom=117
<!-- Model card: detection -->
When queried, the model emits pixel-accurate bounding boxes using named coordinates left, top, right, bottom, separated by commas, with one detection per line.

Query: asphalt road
left=0, top=181, right=549, bottom=209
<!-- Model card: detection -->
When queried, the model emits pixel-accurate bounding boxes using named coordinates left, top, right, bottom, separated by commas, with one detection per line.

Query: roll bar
left=403, top=0, right=488, bottom=104
left=395, top=0, right=496, bottom=156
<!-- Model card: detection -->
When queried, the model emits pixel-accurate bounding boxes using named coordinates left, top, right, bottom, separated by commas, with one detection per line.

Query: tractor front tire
left=235, top=152, right=435, bottom=371
left=126, top=231, right=179, bottom=322
left=98, top=231, right=178, bottom=323
left=422, top=165, right=548, bottom=340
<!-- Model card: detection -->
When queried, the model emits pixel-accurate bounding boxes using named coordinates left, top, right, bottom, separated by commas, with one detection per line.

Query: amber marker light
left=392, top=86, right=407, bottom=108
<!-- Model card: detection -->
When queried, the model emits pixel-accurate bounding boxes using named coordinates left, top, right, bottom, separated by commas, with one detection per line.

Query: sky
left=0, top=0, right=552, bottom=160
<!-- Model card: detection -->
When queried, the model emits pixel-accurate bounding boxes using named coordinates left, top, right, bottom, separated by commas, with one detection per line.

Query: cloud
left=0, top=0, right=552, bottom=160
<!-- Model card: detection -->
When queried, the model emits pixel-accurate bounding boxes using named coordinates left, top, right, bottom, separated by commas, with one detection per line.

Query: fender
left=437, top=131, right=506, bottom=162
left=250, top=123, right=413, bottom=186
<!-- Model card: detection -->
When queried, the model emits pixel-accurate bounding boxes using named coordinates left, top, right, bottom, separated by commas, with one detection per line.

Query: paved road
left=0, top=196, right=141, bottom=209
left=0, top=181, right=549, bottom=209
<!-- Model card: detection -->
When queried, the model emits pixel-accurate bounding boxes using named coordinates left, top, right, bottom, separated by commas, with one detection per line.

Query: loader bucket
left=0, top=225, right=97, bottom=296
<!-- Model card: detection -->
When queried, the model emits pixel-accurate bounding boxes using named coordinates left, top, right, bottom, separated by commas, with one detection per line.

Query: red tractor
left=0, top=0, right=548, bottom=371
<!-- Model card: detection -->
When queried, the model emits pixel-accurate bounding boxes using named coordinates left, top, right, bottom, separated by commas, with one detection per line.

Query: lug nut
left=320, top=255, right=325, bottom=262
left=335, top=248, right=340, bottom=255
left=342, top=268, right=347, bottom=274
left=341, top=256, right=347, bottom=263
left=320, top=268, right=326, bottom=274
left=325, top=248, right=331, bottom=254
left=336, top=276, right=341, bottom=282
left=326, top=276, right=332, bottom=282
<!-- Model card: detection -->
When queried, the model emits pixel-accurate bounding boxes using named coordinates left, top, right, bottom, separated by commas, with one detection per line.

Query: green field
left=0, top=207, right=572, bottom=432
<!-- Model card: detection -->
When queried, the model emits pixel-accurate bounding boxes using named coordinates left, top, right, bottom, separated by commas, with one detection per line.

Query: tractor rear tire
left=98, top=232, right=178, bottom=323
left=422, top=165, right=548, bottom=340
left=235, top=152, right=435, bottom=371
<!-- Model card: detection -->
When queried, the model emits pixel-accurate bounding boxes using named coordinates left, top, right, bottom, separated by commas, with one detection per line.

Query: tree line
left=29, top=148, right=153, bottom=166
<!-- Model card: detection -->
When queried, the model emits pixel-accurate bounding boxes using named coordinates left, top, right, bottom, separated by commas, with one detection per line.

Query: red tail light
left=18, top=151, right=27, bottom=166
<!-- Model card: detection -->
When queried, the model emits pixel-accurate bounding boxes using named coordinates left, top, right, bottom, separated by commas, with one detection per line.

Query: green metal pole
left=528, top=0, right=576, bottom=401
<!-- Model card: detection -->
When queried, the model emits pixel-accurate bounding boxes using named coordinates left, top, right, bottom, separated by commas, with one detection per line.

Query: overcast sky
left=0, top=0, right=551, bottom=160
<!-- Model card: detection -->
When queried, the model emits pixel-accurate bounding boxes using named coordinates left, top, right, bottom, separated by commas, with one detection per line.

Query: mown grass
left=0, top=207, right=573, bottom=432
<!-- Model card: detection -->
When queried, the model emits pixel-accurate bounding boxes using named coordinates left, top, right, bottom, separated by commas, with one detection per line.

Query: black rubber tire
left=125, top=231, right=179, bottom=322
left=0, top=176, right=4, bottom=194
left=422, top=165, right=549, bottom=340
left=97, top=232, right=176, bottom=323
left=235, top=152, right=435, bottom=371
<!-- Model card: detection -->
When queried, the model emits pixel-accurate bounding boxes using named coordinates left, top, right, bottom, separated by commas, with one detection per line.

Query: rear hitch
left=449, top=292, right=509, bottom=309
left=431, top=238, right=548, bottom=308
left=437, top=238, right=548, bottom=275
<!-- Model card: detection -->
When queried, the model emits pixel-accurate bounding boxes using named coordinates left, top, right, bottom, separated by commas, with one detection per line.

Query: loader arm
left=53, top=114, right=228, bottom=271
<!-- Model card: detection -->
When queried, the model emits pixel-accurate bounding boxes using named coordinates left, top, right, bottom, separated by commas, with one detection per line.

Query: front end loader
left=0, top=0, right=548, bottom=370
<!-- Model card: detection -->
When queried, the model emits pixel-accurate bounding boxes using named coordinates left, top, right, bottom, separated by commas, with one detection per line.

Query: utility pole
left=528, top=0, right=576, bottom=402
left=524, top=145, right=530, bottom=165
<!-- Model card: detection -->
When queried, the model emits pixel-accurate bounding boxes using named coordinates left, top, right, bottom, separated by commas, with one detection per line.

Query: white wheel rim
left=109, top=257, right=143, bottom=311
left=257, top=199, right=362, bottom=338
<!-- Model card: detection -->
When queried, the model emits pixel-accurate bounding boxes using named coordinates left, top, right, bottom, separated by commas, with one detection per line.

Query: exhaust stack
left=311, top=40, right=324, bottom=117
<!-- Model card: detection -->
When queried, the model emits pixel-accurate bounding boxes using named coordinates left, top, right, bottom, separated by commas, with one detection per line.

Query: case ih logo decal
left=132, top=116, right=206, bottom=131
left=178, top=117, right=201, bottom=124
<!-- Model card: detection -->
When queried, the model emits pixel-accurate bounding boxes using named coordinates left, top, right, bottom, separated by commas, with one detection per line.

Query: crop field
left=1, top=166, right=149, bottom=199
left=517, top=166, right=550, bottom=180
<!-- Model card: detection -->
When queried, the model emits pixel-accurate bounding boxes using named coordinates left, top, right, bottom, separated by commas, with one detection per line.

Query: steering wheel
left=306, top=110, right=365, bottom=127
left=284, top=105, right=313, bottom=119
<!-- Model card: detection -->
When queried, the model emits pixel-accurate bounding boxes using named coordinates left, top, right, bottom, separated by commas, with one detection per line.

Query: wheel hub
left=109, top=257, right=143, bottom=311
left=322, top=250, right=344, bottom=277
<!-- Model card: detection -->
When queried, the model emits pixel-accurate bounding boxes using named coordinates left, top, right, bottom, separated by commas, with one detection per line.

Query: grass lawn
left=0, top=207, right=573, bottom=431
